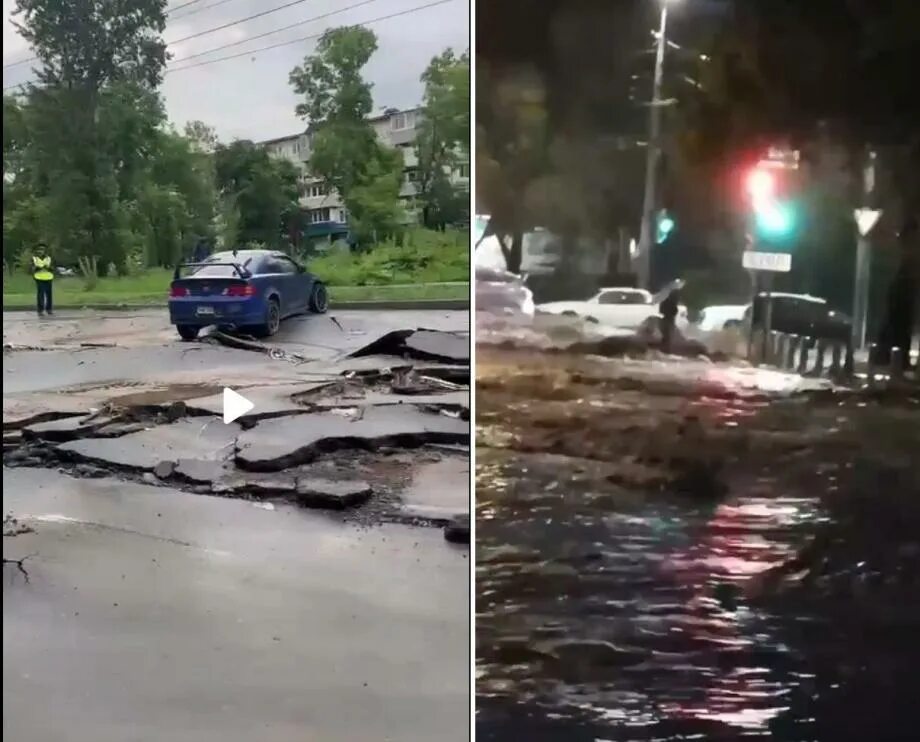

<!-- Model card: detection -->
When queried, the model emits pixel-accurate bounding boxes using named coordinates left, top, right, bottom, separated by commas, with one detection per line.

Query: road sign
left=223, top=387, right=254, bottom=424
left=762, top=147, right=800, bottom=170
left=743, top=250, right=791, bottom=272
left=854, top=208, right=882, bottom=237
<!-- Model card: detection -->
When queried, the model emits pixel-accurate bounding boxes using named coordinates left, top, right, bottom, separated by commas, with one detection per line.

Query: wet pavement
left=4, top=308, right=471, bottom=741
left=4, top=468, right=469, bottom=742
left=476, top=345, right=920, bottom=741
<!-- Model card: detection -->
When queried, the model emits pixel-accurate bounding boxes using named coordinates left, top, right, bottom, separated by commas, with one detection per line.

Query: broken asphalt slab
left=295, top=478, right=373, bottom=509
left=57, top=418, right=240, bottom=473
left=398, top=458, right=470, bottom=521
left=350, top=329, right=469, bottom=364
left=235, top=406, right=469, bottom=472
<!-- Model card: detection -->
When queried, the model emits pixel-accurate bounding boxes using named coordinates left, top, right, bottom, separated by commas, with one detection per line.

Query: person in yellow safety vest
left=32, top=243, right=54, bottom=317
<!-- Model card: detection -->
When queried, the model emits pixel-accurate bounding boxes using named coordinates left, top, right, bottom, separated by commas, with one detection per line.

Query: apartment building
left=259, top=107, right=469, bottom=241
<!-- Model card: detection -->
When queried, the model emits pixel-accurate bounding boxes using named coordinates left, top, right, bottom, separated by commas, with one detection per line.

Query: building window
left=405, top=168, right=419, bottom=183
left=310, top=208, right=331, bottom=224
left=391, top=111, right=415, bottom=131
left=457, top=164, right=470, bottom=178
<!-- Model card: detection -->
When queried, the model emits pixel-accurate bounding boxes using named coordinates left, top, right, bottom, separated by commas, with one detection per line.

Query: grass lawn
left=2, top=269, right=468, bottom=307
left=4, top=231, right=470, bottom=307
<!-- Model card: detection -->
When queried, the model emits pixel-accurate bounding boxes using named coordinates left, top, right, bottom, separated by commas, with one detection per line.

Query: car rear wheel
left=309, top=283, right=329, bottom=314
left=176, top=325, right=199, bottom=341
left=254, top=298, right=281, bottom=338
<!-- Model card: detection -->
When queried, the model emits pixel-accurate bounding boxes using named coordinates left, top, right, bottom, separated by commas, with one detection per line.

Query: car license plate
left=196, top=306, right=215, bottom=316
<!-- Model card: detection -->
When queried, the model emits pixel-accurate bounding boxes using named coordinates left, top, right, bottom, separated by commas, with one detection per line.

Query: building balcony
left=305, top=219, right=349, bottom=239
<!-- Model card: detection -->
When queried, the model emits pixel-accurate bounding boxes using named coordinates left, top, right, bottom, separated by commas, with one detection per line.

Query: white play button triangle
left=223, top=387, right=254, bottom=424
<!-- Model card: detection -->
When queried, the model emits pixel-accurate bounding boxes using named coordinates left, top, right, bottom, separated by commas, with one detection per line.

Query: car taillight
left=170, top=285, right=188, bottom=297
left=223, top=284, right=255, bottom=297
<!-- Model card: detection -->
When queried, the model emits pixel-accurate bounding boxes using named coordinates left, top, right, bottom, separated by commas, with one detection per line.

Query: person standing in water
left=659, top=286, right=681, bottom=353
left=32, top=243, right=54, bottom=317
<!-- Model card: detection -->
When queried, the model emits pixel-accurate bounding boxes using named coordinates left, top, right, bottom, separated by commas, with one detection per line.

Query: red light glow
left=745, top=169, right=776, bottom=202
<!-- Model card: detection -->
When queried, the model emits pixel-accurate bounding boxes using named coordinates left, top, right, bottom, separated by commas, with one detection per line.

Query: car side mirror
left=297, top=264, right=305, bottom=273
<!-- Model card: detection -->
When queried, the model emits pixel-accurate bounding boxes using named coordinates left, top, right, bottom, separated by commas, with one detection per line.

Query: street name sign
left=742, top=250, right=791, bottom=273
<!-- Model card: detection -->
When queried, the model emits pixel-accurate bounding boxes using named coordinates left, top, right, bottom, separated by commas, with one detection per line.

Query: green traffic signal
left=754, top=200, right=796, bottom=240
left=656, top=211, right=675, bottom=243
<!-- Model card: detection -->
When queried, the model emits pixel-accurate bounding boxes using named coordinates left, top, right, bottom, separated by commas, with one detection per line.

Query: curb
left=3, top=299, right=469, bottom=312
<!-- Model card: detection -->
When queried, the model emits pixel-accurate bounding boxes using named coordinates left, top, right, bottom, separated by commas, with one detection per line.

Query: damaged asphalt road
left=3, top=308, right=470, bottom=742
left=3, top=308, right=470, bottom=533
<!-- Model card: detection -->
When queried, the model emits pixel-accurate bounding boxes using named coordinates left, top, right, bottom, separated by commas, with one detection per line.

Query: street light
left=636, top=0, right=681, bottom=289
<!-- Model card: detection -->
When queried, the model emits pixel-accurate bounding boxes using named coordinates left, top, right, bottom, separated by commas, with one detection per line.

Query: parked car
left=746, top=292, right=852, bottom=343
left=697, top=304, right=749, bottom=332
left=168, top=249, right=328, bottom=341
left=537, top=280, right=689, bottom=331
left=476, top=265, right=535, bottom=318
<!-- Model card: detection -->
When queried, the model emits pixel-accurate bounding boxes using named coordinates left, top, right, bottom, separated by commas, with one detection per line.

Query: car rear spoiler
left=172, top=262, right=251, bottom=280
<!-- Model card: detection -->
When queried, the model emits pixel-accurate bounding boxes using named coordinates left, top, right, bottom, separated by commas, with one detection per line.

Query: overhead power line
left=168, top=0, right=318, bottom=45
left=169, top=1, right=207, bottom=12
left=168, top=0, right=457, bottom=73
left=170, top=0, right=244, bottom=21
left=3, top=0, right=310, bottom=70
left=170, top=0, right=379, bottom=64
left=3, top=0, right=460, bottom=92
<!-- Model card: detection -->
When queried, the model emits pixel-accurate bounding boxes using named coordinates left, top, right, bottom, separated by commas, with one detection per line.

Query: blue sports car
left=168, top=249, right=329, bottom=340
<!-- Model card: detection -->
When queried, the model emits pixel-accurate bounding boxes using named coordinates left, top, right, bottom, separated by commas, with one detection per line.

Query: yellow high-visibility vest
left=33, top=255, right=53, bottom=281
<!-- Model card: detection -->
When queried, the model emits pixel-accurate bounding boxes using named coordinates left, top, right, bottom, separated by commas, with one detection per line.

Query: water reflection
left=481, top=432, right=899, bottom=740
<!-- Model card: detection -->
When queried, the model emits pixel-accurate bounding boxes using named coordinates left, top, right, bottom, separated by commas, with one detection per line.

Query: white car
left=697, top=304, right=748, bottom=332
left=537, top=283, right=689, bottom=332
left=476, top=265, right=535, bottom=318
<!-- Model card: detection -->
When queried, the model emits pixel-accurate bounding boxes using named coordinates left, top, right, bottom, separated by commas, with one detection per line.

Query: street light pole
left=636, top=2, right=670, bottom=290
left=851, top=148, right=877, bottom=351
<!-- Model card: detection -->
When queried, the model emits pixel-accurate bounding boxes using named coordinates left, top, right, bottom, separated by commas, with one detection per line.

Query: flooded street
left=475, top=346, right=920, bottom=741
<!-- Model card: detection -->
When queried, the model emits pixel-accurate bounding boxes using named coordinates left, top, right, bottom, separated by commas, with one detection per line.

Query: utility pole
left=636, top=2, right=670, bottom=290
left=851, top=148, right=878, bottom=351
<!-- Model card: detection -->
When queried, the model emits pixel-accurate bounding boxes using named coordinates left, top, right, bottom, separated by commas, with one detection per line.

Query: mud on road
left=476, top=346, right=920, bottom=741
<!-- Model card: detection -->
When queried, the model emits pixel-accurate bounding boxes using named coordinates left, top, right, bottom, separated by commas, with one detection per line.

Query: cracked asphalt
left=3, top=308, right=471, bottom=742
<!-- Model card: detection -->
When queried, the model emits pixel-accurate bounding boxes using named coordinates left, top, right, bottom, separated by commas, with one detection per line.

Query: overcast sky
left=2, top=0, right=469, bottom=142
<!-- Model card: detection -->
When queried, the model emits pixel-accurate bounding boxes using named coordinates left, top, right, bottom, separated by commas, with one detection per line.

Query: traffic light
left=754, top=200, right=796, bottom=238
left=656, top=210, right=675, bottom=243
left=745, top=168, right=776, bottom=203
left=745, top=165, right=796, bottom=242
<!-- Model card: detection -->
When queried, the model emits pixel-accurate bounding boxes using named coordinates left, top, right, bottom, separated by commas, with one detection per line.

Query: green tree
left=9, top=0, right=169, bottom=269
left=415, top=49, right=470, bottom=229
left=13, top=0, right=168, bottom=89
left=213, top=141, right=300, bottom=248
left=289, top=26, right=404, bottom=244
left=184, top=120, right=219, bottom=153
left=476, top=65, right=551, bottom=273
left=127, top=127, right=219, bottom=267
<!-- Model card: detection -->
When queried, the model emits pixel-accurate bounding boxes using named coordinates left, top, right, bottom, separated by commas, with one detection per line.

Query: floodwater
left=476, top=347, right=920, bottom=741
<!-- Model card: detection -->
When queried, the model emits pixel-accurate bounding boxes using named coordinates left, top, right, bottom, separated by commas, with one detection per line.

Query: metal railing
left=752, top=330, right=915, bottom=384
